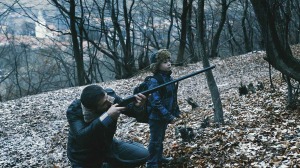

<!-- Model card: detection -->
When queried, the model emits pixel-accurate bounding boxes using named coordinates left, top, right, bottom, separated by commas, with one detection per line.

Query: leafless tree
left=251, top=0, right=300, bottom=81
left=50, top=0, right=87, bottom=86
left=250, top=0, right=300, bottom=106
left=290, top=0, right=300, bottom=44
left=187, top=0, right=198, bottom=63
left=0, top=1, right=17, bottom=100
left=196, top=0, right=224, bottom=124
left=210, top=0, right=235, bottom=58
left=175, top=0, right=193, bottom=65
left=241, top=0, right=252, bottom=52
left=3, top=0, right=300, bottom=103
left=225, top=1, right=244, bottom=55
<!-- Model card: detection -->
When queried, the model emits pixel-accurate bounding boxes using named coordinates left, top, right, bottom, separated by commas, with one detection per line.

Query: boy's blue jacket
left=147, top=71, right=180, bottom=122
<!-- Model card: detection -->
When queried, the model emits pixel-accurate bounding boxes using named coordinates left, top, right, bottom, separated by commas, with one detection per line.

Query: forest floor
left=0, top=45, right=300, bottom=167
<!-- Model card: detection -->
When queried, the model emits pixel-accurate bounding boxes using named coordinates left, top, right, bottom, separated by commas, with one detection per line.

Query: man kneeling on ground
left=66, top=85, right=150, bottom=167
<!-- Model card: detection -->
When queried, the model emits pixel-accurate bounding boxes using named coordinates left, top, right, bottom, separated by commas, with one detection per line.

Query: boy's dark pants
left=147, top=119, right=168, bottom=168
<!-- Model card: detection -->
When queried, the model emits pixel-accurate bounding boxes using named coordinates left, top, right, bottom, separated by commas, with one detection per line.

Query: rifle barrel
left=118, top=65, right=215, bottom=106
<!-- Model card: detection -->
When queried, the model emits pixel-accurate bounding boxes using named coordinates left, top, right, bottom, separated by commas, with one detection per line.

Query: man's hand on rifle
left=133, top=93, right=147, bottom=107
left=106, top=104, right=126, bottom=120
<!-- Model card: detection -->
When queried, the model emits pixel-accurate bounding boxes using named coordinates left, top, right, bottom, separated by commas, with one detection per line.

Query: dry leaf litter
left=1, top=46, right=300, bottom=167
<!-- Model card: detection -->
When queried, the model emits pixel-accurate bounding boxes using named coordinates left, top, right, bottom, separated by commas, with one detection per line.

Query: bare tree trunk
left=149, top=12, right=160, bottom=49
left=196, top=0, right=224, bottom=124
left=138, top=32, right=150, bottom=70
left=268, top=63, right=275, bottom=89
left=286, top=76, right=294, bottom=104
left=166, top=0, right=174, bottom=49
left=292, top=0, right=300, bottom=43
left=250, top=0, right=300, bottom=82
left=123, top=0, right=135, bottom=77
left=14, top=53, right=22, bottom=97
left=226, top=18, right=243, bottom=54
left=210, top=0, right=229, bottom=58
left=176, top=0, right=191, bottom=65
left=187, top=0, right=197, bottom=63
left=69, top=0, right=86, bottom=86
left=23, top=45, right=32, bottom=95
left=109, top=0, right=135, bottom=78
left=51, top=0, right=87, bottom=86
left=241, top=0, right=252, bottom=52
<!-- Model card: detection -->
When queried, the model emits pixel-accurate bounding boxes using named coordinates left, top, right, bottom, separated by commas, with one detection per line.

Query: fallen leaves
left=1, top=45, right=300, bottom=167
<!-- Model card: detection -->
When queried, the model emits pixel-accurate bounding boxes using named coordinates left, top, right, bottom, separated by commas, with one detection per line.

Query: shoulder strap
left=144, top=76, right=153, bottom=82
left=151, top=74, right=167, bottom=97
left=152, top=74, right=164, bottom=85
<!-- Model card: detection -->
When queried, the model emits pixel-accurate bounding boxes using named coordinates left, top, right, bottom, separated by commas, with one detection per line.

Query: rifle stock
left=118, top=65, right=216, bottom=107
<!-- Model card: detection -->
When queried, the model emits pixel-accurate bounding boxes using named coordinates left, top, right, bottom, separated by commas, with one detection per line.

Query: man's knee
left=121, top=141, right=149, bottom=160
left=107, top=140, right=149, bottom=167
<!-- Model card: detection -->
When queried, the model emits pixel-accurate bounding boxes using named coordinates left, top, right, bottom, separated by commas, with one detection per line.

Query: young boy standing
left=146, top=49, right=181, bottom=168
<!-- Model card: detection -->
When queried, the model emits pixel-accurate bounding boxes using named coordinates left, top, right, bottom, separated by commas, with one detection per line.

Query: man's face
left=95, top=93, right=113, bottom=113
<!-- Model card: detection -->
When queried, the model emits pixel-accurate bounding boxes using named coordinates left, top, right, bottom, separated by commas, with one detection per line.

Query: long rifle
left=118, top=65, right=216, bottom=107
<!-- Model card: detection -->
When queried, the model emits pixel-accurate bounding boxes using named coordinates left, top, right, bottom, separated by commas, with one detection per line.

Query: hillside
left=0, top=47, right=299, bottom=167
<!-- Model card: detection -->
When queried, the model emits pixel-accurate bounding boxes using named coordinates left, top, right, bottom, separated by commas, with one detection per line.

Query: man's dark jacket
left=66, top=89, right=140, bottom=167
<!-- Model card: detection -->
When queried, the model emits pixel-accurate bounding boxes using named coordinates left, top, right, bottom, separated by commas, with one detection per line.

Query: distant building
left=0, top=25, right=7, bottom=34
left=35, top=10, right=56, bottom=39
left=35, top=10, right=48, bottom=38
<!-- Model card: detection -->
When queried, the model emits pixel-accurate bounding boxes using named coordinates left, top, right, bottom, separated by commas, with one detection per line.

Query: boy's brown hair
left=150, top=49, right=171, bottom=74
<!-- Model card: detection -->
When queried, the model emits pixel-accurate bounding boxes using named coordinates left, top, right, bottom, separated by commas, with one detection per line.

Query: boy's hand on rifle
left=134, top=93, right=147, bottom=107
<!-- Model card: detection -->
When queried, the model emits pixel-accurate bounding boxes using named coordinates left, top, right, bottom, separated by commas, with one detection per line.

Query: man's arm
left=105, top=88, right=146, bottom=118
left=66, top=100, right=113, bottom=142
